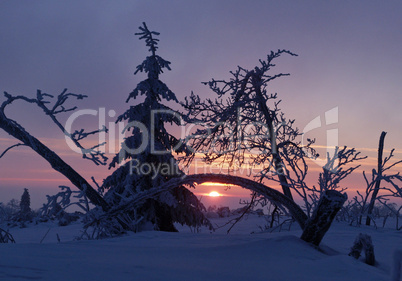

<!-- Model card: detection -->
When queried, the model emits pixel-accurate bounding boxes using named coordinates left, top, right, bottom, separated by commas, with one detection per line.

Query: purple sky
left=1, top=1, right=401, bottom=208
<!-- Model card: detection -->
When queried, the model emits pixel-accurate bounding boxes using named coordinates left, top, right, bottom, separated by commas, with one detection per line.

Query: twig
left=0, top=143, right=26, bottom=159
left=40, top=228, right=51, bottom=243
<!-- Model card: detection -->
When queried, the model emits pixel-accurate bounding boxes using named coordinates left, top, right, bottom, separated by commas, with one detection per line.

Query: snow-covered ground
left=0, top=215, right=401, bottom=281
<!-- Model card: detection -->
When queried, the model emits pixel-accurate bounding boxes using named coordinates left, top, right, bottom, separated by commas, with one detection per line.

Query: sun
left=208, top=191, right=221, bottom=197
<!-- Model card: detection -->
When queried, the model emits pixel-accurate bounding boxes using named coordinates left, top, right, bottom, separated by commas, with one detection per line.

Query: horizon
left=1, top=1, right=401, bottom=210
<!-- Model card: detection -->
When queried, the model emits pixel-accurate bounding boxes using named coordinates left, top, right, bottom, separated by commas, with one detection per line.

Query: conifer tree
left=102, top=23, right=210, bottom=232
left=19, top=188, right=31, bottom=220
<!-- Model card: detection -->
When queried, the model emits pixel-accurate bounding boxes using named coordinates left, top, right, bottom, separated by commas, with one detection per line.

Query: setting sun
left=208, top=191, right=221, bottom=197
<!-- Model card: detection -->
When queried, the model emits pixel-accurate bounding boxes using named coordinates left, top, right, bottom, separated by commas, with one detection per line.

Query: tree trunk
left=254, top=82, right=293, bottom=200
left=0, top=112, right=110, bottom=211
left=154, top=201, right=178, bottom=232
left=366, top=131, right=386, bottom=226
left=102, top=173, right=308, bottom=229
left=301, top=190, right=347, bottom=246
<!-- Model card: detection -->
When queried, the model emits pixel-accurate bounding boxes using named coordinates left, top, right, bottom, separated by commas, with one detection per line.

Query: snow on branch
left=133, top=22, right=171, bottom=79
left=181, top=50, right=306, bottom=200
left=0, top=90, right=110, bottom=210
left=135, top=22, right=160, bottom=56
left=285, top=146, right=365, bottom=217
left=349, top=132, right=402, bottom=227
left=98, top=173, right=308, bottom=230
left=318, top=147, right=366, bottom=191
left=1, top=89, right=108, bottom=166
left=181, top=50, right=299, bottom=167
left=40, top=185, right=91, bottom=217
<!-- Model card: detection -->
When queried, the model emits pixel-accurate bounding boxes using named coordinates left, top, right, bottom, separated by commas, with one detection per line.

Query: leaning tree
left=180, top=49, right=363, bottom=244
left=0, top=89, right=110, bottom=211
left=182, top=50, right=315, bottom=200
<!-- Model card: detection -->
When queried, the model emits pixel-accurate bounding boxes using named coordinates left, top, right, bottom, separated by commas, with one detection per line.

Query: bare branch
left=0, top=143, right=26, bottom=159
left=182, top=50, right=299, bottom=199
left=2, top=89, right=108, bottom=166
left=0, top=92, right=110, bottom=210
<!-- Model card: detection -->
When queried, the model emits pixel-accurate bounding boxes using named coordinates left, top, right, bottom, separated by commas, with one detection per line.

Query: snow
left=0, top=216, right=400, bottom=280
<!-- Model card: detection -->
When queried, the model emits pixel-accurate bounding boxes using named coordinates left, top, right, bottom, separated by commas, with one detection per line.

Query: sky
left=0, top=0, right=401, bottom=209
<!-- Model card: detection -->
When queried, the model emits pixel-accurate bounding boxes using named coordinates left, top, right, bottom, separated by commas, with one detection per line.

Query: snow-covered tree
left=101, top=22, right=211, bottom=232
left=182, top=50, right=316, bottom=200
left=19, top=188, right=31, bottom=217
left=182, top=50, right=362, bottom=213
left=181, top=50, right=358, bottom=244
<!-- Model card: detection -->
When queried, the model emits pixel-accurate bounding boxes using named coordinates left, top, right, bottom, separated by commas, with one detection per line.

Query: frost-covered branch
left=102, top=174, right=308, bottom=229
left=182, top=50, right=301, bottom=199
left=2, top=89, right=108, bottom=165
left=40, top=185, right=92, bottom=218
left=275, top=146, right=364, bottom=217
left=360, top=131, right=402, bottom=226
left=0, top=91, right=110, bottom=211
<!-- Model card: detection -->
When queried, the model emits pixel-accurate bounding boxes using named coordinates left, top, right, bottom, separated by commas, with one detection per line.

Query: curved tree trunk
left=104, top=174, right=308, bottom=229
left=102, top=174, right=347, bottom=245
left=95, top=173, right=347, bottom=245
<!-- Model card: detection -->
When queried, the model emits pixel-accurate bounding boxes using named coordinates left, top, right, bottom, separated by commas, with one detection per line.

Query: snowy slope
left=0, top=216, right=399, bottom=281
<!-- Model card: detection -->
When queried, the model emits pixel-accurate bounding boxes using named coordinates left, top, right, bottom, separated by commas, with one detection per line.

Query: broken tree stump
left=301, top=190, right=347, bottom=246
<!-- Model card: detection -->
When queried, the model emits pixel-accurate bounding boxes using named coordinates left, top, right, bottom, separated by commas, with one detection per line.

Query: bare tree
left=344, top=131, right=402, bottom=227
left=181, top=50, right=355, bottom=245
left=366, top=131, right=387, bottom=225
left=0, top=89, right=110, bottom=211
left=182, top=50, right=318, bottom=199
left=284, top=146, right=365, bottom=217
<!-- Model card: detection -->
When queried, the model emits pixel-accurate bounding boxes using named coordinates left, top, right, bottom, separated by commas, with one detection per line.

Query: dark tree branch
left=182, top=50, right=300, bottom=200
left=0, top=91, right=110, bottom=211
left=0, top=143, right=26, bottom=159
left=2, top=90, right=108, bottom=166
left=101, top=173, right=308, bottom=229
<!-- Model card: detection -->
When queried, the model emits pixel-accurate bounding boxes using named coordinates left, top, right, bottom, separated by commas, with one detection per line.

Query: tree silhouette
left=101, top=23, right=210, bottom=232
left=183, top=50, right=315, bottom=199
left=20, top=188, right=31, bottom=215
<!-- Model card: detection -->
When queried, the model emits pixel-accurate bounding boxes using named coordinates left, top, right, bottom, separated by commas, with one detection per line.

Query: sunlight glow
left=208, top=191, right=221, bottom=197
left=201, top=182, right=230, bottom=186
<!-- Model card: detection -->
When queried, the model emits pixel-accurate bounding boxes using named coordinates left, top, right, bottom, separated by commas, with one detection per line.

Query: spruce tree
left=19, top=188, right=31, bottom=220
left=102, top=23, right=210, bottom=232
